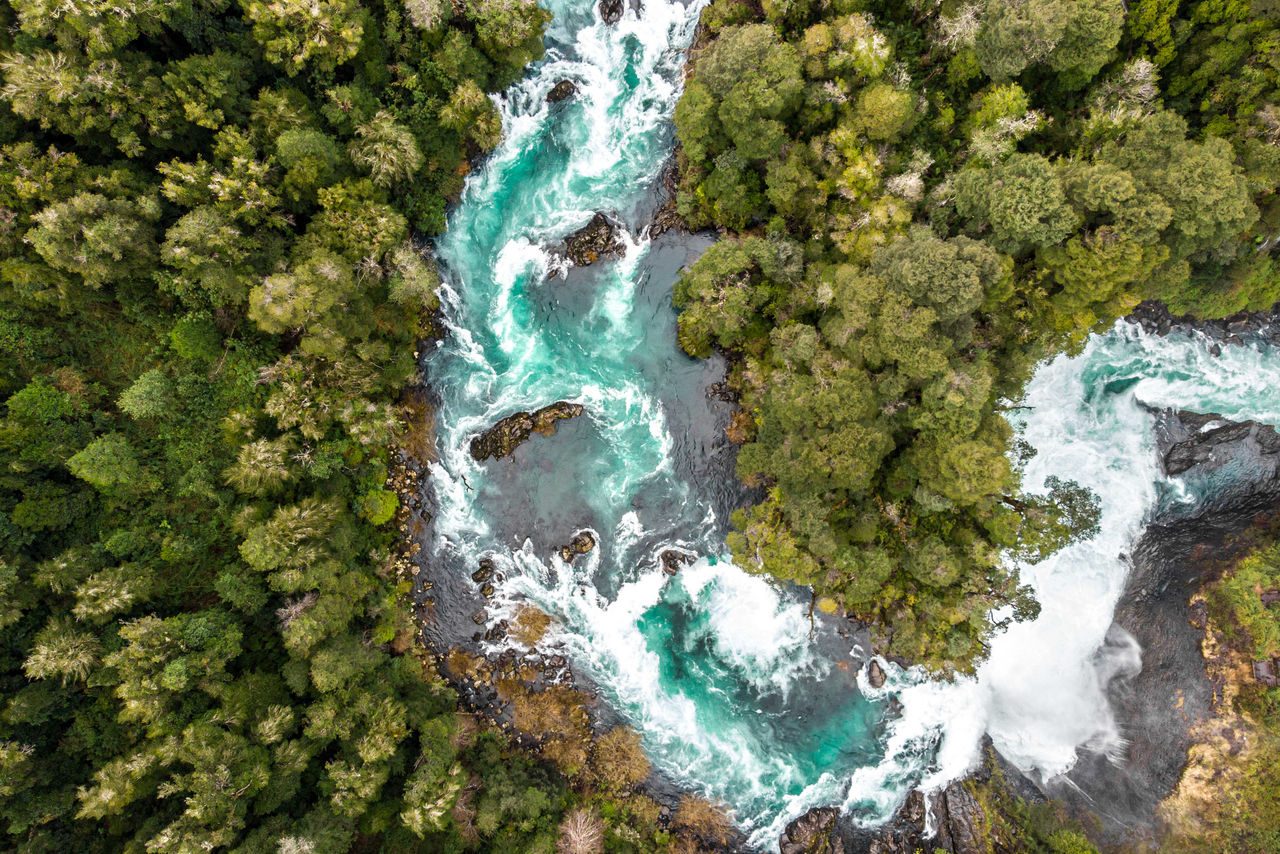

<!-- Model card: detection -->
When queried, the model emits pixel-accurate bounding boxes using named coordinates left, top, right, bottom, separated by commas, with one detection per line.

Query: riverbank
left=818, top=309, right=1280, bottom=854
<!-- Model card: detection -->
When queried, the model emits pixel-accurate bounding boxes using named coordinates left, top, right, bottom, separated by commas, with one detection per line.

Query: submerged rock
left=470, top=401, right=586, bottom=461
left=547, top=79, right=577, bottom=103
left=561, top=212, right=625, bottom=267
left=558, top=531, right=597, bottom=563
left=599, top=0, right=624, bottom=24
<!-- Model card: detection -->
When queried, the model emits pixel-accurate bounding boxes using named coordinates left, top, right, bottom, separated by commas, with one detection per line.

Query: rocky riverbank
left=469, top=401, right=586, bottom=461
left=784, top=309, right=1280, bottom=854
left=1130, top=300, right=1280, bottom=348
left=1030, top=404, right=1280, bottom=848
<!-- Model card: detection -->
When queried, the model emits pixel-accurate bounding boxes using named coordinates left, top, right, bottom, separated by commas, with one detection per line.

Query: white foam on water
left=679, top=561, right=825, bottom=697
left=424, top=0, right=1280, bottom=846
left=505, top=554, right=832, bottom=828
left=847, top=323, right=1280, bottom=826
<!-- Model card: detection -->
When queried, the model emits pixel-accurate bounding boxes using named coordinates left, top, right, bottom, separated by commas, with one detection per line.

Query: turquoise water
left=425, top=0, right=891, bottom=842
left=424, top=0, right=1280, bottom=847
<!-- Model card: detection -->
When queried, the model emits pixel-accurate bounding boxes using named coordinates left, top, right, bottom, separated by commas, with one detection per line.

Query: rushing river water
left=424, top=0, right=1280, bottom=848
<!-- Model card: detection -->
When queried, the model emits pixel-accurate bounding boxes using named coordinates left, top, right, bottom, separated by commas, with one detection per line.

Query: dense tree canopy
left=675, top=0, right=1280, bottom=672
left=0, top=0, right=661, bottom=850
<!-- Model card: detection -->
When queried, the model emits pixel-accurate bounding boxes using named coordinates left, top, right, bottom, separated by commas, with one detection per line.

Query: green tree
left=348, top=112, right=424, bottom=188
left=67, top=433, right=147, bottom=494
left=241, top=0, right=365, bottom=76
left=955, top=154, right=1080, bottom=254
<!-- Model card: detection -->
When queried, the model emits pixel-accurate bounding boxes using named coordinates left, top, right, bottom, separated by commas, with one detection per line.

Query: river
left=422, top=0, right=1280, bottom=848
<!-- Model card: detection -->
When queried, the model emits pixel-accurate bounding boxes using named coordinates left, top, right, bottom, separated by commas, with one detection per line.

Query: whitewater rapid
left=423, top=0, right=1280, bottom=848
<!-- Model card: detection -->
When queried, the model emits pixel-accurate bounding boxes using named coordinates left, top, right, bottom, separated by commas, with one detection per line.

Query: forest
left=0, top=0, right=652, bottom=850
left=674, top=0, right=1280, bottom=673
left=3, top=0, right=1280, bottom=851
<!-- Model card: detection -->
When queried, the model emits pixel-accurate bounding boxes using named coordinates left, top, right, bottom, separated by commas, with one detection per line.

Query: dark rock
left=851, top=742, right=1040, bottom=854
left=1164, top=420, right=1252, bottom=475
left=899, top=790, right=926, bottom=826
left=867, top=659, right=886, bottom=689
left=648, top=201, right=683, bottom=239
left=470, top=401, right=586, bottom=461
left=1128, top=300, right=1280, bottom=345
left=780, top=807, right=844, bottom=854
left=932, top=782, right=987, bottom=854
left=471, top=610, right=487, bottom=625
left=480, top=583, right=495, bottom=598
left=561, top=212, right=625, bottom=267
left=472, top=558, right=495, bottom=583
left=558, top=530, right=597, bottom=563
left=1253, top=659, right=1279, bottom=686
left=599, top=0, right=624, bottom=24
left=706, top=380, right=738, bottom=403
left=660, top=548, right=693, bottom=575
left=1157, top=409, right=1280, bottom=477
left=1188, top=598, right=1208, bottom=631
left=546, top=79, right=577, bottom=103
left=484, top=622, right=508, bottom=643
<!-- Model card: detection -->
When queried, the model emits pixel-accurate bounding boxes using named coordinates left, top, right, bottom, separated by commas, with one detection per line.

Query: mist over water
left=423, top=0, right=1280, bottom=847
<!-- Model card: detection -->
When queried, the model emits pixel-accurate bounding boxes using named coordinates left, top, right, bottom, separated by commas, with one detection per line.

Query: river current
left=424, top=0, right=1280, bottom=847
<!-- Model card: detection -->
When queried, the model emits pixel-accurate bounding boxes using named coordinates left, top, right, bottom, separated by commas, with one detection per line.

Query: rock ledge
left=469, top=401, right=585, bottom=461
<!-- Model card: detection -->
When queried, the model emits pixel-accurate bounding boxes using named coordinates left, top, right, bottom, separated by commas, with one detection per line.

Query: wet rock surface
left=843, top=745, right=1039, bottom=854
left=659, top=548, right=694, bottom=574
left=546, top=79, right=577, bottom=102
left=469, top=401, right=586, bottom=461
left=599, top=0, right=624, bottom=24
left=558, top=530, right=597, bottom=563
left=647, top=158, right=686, bottom=238
left=780, top=807, right=844, bottom=854
left=561, top=212, right=626, bottom=266
left=1042, top=407, right=1280, bottom=847
left=866, top=659, right=886, bottom=689
left=1157, top=408, right=1280, bottom=477
left=1129, top=300, right=1280, bottom=346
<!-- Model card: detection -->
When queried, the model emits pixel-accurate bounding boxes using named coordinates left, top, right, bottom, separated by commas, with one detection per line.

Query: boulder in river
left=558, top=531, right=597, bottom=563
left=547, top=79, right=577, bottom=103
left=866, top=659, right=886, bottom=689
left=470, top=401, right=586, bottom=461
left=561, top=212, right=625, bottom=266
left=599, top=0, right=624, bottom=24
left=472, top=557, right=496, bottom=583
left=659, top=548, right=693, bottom=575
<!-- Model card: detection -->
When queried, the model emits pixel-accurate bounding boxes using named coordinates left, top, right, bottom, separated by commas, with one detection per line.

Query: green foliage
left=674, top=0, right=1280, bottom=672
left=975, top=0, right=1123, bottom=88
left=0, top=0, right=559, bottom=849
left=1164, top=537, right=1280, bottom=852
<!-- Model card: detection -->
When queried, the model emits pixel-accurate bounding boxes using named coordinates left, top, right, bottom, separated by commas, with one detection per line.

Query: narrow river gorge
left=420, top=0, right=1280, bottom=848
